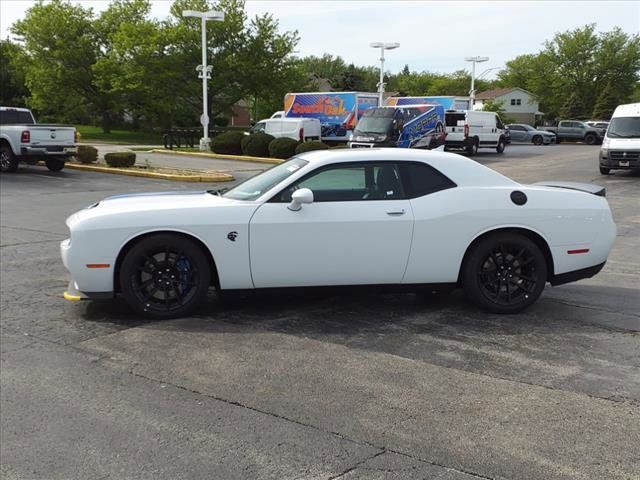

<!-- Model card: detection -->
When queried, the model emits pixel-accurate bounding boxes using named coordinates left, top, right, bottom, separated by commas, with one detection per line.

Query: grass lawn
left=76, top=125, right=162, bottom=145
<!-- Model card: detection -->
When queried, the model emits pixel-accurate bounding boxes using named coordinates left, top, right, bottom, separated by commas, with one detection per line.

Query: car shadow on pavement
left=78, top=283, right=640, bottom=337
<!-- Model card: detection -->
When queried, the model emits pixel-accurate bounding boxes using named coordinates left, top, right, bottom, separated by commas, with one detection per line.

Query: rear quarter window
left=398, top=162, right=456, bottom=198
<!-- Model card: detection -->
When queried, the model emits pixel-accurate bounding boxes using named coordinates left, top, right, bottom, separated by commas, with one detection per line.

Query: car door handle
left=386, top=209, right=405, bottom=216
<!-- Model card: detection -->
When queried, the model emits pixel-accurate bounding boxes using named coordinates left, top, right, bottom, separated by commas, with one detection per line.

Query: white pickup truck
left=0, top=106, right=77, bottom=173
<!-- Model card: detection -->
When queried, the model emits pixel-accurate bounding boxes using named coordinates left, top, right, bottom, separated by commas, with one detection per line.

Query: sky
left=1, top=0, right=639, bottom=77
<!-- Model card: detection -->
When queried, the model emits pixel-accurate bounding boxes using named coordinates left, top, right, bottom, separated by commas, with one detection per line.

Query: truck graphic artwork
left=284, top=92, right=379, bottom=141
left=348, top=104, right=446, bottom=149
left=386, top=96, right=470, bottom=111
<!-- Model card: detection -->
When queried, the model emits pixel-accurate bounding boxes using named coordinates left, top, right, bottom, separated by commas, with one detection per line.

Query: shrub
left=295, top=140, right=329, bottom=154
left=241, top=132, right=275, bottom=157
left=76, top=145, right=98, bottom=164
left=104, top=152, right=136, bottom=168
left=211, top=131, right=245, bottom=155
left=268, top=137, right=299, bottom=159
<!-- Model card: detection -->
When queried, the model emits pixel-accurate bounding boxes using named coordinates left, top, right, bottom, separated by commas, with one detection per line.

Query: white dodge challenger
left=61, top=148, right=616, bottom=318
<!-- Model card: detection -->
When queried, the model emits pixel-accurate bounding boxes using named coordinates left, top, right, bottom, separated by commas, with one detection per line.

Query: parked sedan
left=61, top=149, right=615, bottom=318
left=506, top=124, right=556, bottom=145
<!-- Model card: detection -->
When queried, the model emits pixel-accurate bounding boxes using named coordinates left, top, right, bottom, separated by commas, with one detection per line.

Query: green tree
left=12, top=0, right=107, bottom=127
left=498, top=25, right=640, bottom=120
left=0, top=40, right=29, bottom=106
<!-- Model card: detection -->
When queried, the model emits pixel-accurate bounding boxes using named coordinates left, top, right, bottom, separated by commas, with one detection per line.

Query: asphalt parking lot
left=1, top=144, right=639, bottom=479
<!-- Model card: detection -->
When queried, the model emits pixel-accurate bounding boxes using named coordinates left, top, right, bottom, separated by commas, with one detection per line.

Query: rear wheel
left=584, top=133, right=597, bottom=145
left=599, top=166, right=611, bottom=175
left=0, top=146, right=18, bottom=173
left=466, top=138, right=478, bottom=156
left=119, top=234, right=211, bottom=319
left=532, top=135, right=543, bottom=146
left=462, top=232, right=547, bottom=314
left=45, top=157, right=65, bottom=171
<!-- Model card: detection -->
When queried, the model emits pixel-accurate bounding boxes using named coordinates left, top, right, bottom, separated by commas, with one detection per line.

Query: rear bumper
left=550, top=262, right=606, bottom=286
left=21, top=146, right=76, bottom=157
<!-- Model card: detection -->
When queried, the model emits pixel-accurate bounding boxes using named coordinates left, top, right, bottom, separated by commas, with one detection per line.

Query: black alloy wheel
left=120, top=234, right=210, bottom=318
left=0, top=146, right=18, bottom=173
left=584, top=134, right=597, bottom=145
left=532, top=135, right=543, bottom=145
left=45, top=157, right=65, bottom=171
left=463, top=233, right=547, bottom=313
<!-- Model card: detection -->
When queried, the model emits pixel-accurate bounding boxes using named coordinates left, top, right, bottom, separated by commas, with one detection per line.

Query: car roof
left=612, top=102, right=640, bottom=118
left=0, top=106, right=31, bottom=112
left=294, top=148, right=517, bottom=188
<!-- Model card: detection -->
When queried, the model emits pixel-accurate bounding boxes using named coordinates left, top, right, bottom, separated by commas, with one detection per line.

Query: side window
left=276, top=163, right=403, bottom=202
left=516, top=99, right=522, bottom=106
left=510, top=99, right=516, bottom=106
left=496, top=115, right=504, bottom=130
left=0, top=110, right=17, bottom=125
left=398, top=162, right=456, bottom=199
left=17, top=111, right=34, bottom=124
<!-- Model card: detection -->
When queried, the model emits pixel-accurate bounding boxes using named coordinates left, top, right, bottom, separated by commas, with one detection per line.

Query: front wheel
left=45, top=158, right=65, bottom=171
left=119, top=234, right=211, bottom=319
left=496, top=137, right=506, bottom=153
left=532, top=135, right=543, bottom=146
left=462, top=233, right=547, bottom=314
left=0, top=146, right=19, bottom=173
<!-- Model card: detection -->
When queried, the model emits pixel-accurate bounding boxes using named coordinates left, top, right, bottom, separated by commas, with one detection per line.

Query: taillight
left=299, top=128, right=304, bottom=142
left=74, top=131, right=79, bottom=143
left=464, top=124, right=469, bottom=138
left=21, top=130, right=30, bottom=143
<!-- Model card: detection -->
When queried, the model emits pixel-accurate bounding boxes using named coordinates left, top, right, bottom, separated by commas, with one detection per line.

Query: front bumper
left=64, top=280, right=113, bottom=301
left=600, top=150, right=640, bottom=170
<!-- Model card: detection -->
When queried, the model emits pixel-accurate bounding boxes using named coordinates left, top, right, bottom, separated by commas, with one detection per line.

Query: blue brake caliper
left=176, top=257, right=191, bottom=294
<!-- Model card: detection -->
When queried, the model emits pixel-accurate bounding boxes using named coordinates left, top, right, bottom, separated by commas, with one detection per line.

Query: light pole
left=464, top=56, right=489, bottom=110
left=370, top=42, right=400, bottom=105
left=182, top=9, right=225, bottom=151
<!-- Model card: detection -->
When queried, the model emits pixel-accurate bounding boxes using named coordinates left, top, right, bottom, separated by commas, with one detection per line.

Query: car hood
left=66, top=190, right=252, bottom=229
left=604, top=137, right=640, bottom=149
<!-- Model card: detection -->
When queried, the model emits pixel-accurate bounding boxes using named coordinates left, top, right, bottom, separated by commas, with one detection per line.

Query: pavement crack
left=327, top=449, right=386, bottom=480
left=116, top=367, right=500, bottom=480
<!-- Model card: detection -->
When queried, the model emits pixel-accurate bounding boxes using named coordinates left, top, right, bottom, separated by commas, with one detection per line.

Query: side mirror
left=288, top=188, right=313, bottom=211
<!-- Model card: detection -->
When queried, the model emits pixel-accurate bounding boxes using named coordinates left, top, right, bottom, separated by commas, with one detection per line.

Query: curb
left=64, top=163, right=234, bottom=182
left=150, top=149, right=283, bottom=165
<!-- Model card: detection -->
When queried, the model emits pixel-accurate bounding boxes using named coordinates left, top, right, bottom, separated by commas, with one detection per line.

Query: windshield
left=354, top=109, right=395, bottom=136
left=607, top=117, right=640, bottom=138
left=222, top=158, right=308, bottom=201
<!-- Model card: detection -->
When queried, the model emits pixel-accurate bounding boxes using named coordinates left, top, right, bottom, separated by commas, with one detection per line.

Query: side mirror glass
left=288, top=187, right=313, bottom=211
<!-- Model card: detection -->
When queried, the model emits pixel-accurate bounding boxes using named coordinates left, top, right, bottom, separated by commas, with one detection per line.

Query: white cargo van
left=444, top=110, right=507, bottom=155
left=251, top=118, right=321, bottom=142
left=599, top=102, right=640, bottom=175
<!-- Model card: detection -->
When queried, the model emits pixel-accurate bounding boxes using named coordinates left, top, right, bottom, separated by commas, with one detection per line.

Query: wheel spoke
left=134, top=277, right=155, bottom=294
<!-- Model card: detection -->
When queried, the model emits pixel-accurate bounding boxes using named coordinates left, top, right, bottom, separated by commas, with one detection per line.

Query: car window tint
left=278, top=163, right=403, bottom=202
left=0, top=110, right=18, bottom=125
left=17, top=111, right=34, bottom=124
left=398, top=162, right=456, bottom=198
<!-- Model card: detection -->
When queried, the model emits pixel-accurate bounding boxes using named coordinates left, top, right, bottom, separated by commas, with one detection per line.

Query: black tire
left=584, top=134, right=596, bottom=145
left=462, top=232, right=547, bottom=314
left=466, top=138, right=479, bottom=156
left=532, top=135, right=543, bottom=146
left=599, top=166, right=611, bottom=175
left=0, top=145, right=19, bottom=173
left=119, top=234, right=211, bottom=319
left=496, top=137, right=506, bottom=153
left=45, top=157, right=65, bottom=171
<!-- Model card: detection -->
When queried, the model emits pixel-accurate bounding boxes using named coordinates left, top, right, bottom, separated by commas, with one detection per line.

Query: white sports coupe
left=61, top=148, right=615, bottom=318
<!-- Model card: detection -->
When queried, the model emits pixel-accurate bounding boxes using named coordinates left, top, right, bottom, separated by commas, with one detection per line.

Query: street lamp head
left=182, top=9, right=225, bottom=21
left=370, top=42, right=400, bottom=50
left=182, top=10, right=202, bottom=18
left=465, top=56, right=489, bottom=63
